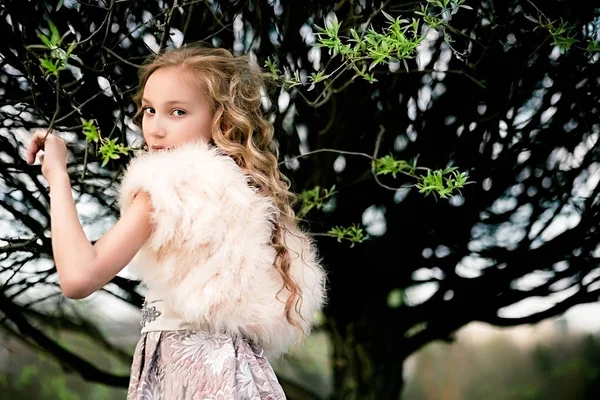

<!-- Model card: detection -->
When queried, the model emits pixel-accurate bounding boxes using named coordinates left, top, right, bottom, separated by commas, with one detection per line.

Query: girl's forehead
left=144, top=67, right=205, bottom=102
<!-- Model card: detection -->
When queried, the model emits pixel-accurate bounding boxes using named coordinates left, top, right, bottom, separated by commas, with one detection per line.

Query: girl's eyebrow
left=141, top=98, right=190, bottom=106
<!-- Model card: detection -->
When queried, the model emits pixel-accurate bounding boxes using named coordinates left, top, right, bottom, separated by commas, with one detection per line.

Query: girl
left=26, top=45, right=327, bottom=399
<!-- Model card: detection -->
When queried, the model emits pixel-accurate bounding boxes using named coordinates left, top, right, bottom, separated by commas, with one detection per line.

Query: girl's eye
left=172, top=109, right=186, bottom=117
left=143, top=107, right=155, bottom=114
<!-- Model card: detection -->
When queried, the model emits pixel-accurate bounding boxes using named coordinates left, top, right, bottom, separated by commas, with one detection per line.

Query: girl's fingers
left=26, top=139, right=41, bottom=164
left=26, top=130, right=46, bottom=164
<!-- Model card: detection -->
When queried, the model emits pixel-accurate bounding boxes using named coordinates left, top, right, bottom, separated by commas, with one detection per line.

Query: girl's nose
left=147, top=121, right=167, bottom=139
left=151, top=129, right=167, bottom=138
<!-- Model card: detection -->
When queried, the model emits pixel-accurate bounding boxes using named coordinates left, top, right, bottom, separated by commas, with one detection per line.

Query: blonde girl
left=26, top=45, right=326, bottom=399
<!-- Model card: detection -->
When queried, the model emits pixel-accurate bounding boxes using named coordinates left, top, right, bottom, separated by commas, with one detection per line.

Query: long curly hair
left=131, top=45, right=305, bottom=335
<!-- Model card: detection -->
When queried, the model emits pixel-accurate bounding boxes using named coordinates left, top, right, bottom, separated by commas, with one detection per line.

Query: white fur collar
left=118, top=140, right=327, bottom=358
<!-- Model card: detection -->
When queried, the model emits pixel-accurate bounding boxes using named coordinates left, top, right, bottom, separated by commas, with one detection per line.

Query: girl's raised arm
left=27, top=129, right=153, bottom=299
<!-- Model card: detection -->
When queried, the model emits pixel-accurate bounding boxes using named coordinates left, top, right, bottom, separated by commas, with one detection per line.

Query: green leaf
left=116, top=144, right=129, bottom=155
left=297, top=185, right=337, bottom=218
left=381, top=10, right=395, bottom=22
left=524, top=14, right=540, bottom=24
left=37, top=32, right=53, bottom=48
left=81, top=118, right=100, bottom=143
left=40, top=57, right=58, bottom=77
left=48, top=20, right=61, bottom=46
left=66, top=42, right=77, bottom=58
left=587, top=40, right=600, bottom=52
left=326, top=223, right=368, bottom=245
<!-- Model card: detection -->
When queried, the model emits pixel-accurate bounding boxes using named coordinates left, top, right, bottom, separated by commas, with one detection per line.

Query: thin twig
left=0, top=238, right=37, bottom=253
left=360, top=0, right=393, bottom=41
left=159, top=0, right=180, bottom=54
left=280, top=148, right=372, bottom=165
left=42, top=76, right=62, bottom=143
left=525, top=0, right=544, bottom=15
left=375, top=67, right=487, bottom=89
left=75, top=0, right=114, bottom=46
left=23, top=60, right=51, bottom=125
left=370, top=125, right=410, bottom=190
left=308, top=62, right=353, bottom=108
left=54, top=77, right=124, bottom=124
left=73, top=0, right=109, bottom=9
left=281, top=125, right=418, bottom=192
left=101, top=46, right=142, bottom=68
left=110, top=12, right=166, bottom=49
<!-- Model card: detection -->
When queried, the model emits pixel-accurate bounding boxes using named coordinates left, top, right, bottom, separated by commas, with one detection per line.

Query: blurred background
left=0, top=0, right=599, bottom=399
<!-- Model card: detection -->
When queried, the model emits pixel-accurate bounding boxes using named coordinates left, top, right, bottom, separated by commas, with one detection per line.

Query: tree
left=0, top=0, right=598, bottom=398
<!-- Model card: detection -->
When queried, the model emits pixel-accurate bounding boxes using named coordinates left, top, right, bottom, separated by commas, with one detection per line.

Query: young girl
left=26, top=45, right=327, bottom=399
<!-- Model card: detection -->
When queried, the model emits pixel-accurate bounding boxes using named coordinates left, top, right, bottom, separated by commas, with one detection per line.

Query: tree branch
left=158, top=0, right=180, bottom=54
left=0, top=290, right=130, bottom=387
left=481, top=287, right=600, bottom=327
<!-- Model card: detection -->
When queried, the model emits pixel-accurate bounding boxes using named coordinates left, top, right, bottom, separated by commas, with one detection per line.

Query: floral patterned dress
left=126, top=292, right=286, bottom=400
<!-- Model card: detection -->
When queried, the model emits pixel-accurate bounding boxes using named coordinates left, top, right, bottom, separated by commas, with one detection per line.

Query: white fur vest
left=118, top=140, right=327, bottom=358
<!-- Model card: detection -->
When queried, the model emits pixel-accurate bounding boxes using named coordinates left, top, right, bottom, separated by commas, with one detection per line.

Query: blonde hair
left=131, top=45, right=304, bottom=335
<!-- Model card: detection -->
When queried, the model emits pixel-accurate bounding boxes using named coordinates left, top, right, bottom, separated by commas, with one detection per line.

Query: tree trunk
left=329, top=319, right=406, bottom=399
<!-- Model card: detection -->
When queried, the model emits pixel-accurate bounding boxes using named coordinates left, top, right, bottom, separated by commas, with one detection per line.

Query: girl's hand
left=26, top=129, right=68, bottom=183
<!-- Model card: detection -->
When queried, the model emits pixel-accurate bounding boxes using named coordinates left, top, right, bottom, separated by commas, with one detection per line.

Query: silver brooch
left=140, top=299, right=162, bottom=327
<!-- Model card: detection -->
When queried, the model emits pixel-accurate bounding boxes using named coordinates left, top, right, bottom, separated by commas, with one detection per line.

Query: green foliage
left=14, top=365, right=38, bottom=390
left=327, top=224, right=368, bottom=245
left=82, top=118, right=130, bottom=167
left=91, top=385, right=111, bottom=400
left=297, top=185, right=337, bottom=218
left=41, top=375, right=78, bottom=400
left=538, top=17, right=577, bottom=51
left=309, top=0, right=474, bottom=85
left=314, top=12, right=425, bottom=82
left=81, top=118, right=100, bottom=144
left=30, top=21, right=78, bottom=78
left=264, top=7, right=434, bottom=85
left=416, top=168, right=469, bottom=199
left=588, top=40, right=600, bottom=52
left=0, top=373, right=8, bottom=389
left=28, top=21, right=129, bottom=167
left=405, top=333, right=600, bottom=399
left=374, top=154, right=470, bottom=199
left=269, top=4, right=471, bottom=240
left=98, top=137, right=130, bottom=167
left=523, top=6, right=599, bottom=53
left=416, top=0, right=473, bottom=25
left=374, top=154, right=418, bottom=178
left=296, top=155, right=470, bottom=244
left=265, top=1, right=595, bottom=93
left=265, top=56, right=303, bottom=89
left=297, top=186, right=369, bottom=245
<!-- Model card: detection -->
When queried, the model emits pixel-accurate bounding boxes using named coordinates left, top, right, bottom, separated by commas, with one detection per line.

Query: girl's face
left=141, top=66, right=213, bottom=152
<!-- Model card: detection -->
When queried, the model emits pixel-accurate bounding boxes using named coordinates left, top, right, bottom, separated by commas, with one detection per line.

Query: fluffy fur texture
left=119, top=140, right=326, bottom=358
